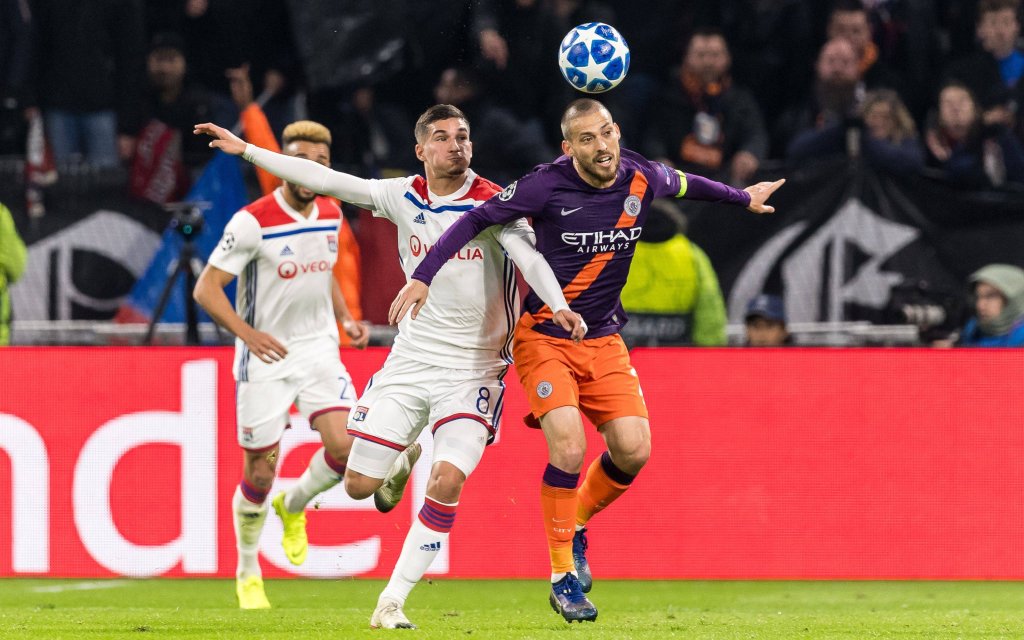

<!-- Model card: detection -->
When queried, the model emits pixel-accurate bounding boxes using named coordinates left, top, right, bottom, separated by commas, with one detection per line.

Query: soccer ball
left=557, top=22, right=630, bottom=93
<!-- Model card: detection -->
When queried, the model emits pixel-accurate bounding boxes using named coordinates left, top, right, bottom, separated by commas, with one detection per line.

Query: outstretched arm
left=675, top=169, right=785, bottom=214
left=193, top=122, right=375, bottom=208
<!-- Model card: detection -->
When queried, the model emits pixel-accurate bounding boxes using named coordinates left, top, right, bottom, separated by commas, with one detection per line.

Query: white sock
left=380, top=517, right=450, bottom=606
left=284, top=447, right=343, bottom=513
left=551, top=571, right=578, bottom=583
left=233, top=485, right=269, bottom=579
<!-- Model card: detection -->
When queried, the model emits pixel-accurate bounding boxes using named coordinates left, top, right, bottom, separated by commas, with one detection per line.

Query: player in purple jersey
left=390, top=98, right=783, bottom=623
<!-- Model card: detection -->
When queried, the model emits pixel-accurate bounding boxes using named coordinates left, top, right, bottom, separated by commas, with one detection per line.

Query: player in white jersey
left=193, top=121, right=369, bottom=610
left=195, top=105, right=584, bottom=628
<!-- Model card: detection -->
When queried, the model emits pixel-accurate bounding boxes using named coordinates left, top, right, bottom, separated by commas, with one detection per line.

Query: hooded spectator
left=959, top=263, right=1024, bottom=346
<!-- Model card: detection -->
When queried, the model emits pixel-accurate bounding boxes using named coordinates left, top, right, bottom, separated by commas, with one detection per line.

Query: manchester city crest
left=624, top=194, right=642, bottom=217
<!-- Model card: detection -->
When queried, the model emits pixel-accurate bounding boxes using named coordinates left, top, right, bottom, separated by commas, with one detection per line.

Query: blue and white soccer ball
left=557, top=22, right=630, bottom=93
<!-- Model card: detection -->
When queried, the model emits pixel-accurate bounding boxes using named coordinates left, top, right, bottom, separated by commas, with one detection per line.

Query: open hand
left=242, top=329, right=287, bottom=363
left=389, top=280, right=429, bottom=325
left=193, top=122, right=247, bottom=156
left=743, top=179, right=785, bottom=214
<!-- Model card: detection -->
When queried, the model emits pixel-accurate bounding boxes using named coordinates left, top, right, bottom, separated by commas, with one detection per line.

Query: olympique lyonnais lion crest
left=499, top=181, right=517, bottom=201
left=327, top=234, right=337, bottom=253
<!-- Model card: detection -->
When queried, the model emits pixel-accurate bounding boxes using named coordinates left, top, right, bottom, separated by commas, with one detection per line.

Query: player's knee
left=612, top=439, right=650, bottom=475
left=243, top=450, right=279, bottom=489
left=426, top=463, right=466, bottom=504
left=324, top=441, right=350, bottom=469
left=549, top=444, right=586, bottom=474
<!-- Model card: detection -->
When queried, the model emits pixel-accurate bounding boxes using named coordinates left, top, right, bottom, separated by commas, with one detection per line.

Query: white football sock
left=284, top=447, right=342, bottom=513
left=380, top=518, right=449, bottom=606
left=233, top=485, right=269, bottom=579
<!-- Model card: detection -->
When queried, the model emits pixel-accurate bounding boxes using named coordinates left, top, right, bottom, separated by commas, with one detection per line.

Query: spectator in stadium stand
left=774, top=38, right=865, bottom=158
left=433, top=66, right=556, bottom=185
left=0, top=201, right=27, bottom=346
left=943, top=0, right=1024, bottom=144
left=142, top=33, right=216, bottom=168
left=32, top=0, right=145, bottom=168
left=643, top=28, right=768, bottom=187
left=853, top=0, right=946, bottom=121
left=924, top=81, right=1024, bottom=188
left=0, top=0, right=33, bottom=155
left=692, top=0, right=819, bottom=155
left=826, top=0, right=902, bottom=98
left=619, top=198, right=727, bottom=347
left=329, top=84, right=419, bottom=176
left=787, top=89, right=925, bottom=175
left=955, top=264, right=1024, bottom=347
left=744, top=294, right=791, bottom=347
left=172, top=0, right=298, bottom=133
left=127, top=32, right=215, bottom=204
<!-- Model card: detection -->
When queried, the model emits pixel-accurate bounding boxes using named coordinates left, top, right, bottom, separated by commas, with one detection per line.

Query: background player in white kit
left=195, top=105, right=584, bottom=628
left=193, top=121, right=369, bottom=610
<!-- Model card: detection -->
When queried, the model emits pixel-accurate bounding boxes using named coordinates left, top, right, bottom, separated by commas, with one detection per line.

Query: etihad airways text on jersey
left=560, top=227, right=642, bottom=253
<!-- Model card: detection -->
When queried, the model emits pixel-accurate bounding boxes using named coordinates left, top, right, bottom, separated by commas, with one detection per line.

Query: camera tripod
left=144, top=202, right=211, bottom=345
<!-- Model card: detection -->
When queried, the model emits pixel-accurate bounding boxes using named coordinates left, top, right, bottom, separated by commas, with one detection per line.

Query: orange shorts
left=513, top=319, right=647, bottom=428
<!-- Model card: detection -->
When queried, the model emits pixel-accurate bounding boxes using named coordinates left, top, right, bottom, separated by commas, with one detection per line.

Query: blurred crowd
left=1, top=0, right=1024, bottom=191
left=1, top=0, right=1023, bottom=348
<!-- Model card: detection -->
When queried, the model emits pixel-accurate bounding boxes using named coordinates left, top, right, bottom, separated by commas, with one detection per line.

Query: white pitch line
left=30, top=580, right=131, bottom=593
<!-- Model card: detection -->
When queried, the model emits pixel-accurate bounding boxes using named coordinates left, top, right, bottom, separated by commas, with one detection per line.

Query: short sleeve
left=366, top=176, right=415, bottom=222
left=207, top=211, right=261, bottom=276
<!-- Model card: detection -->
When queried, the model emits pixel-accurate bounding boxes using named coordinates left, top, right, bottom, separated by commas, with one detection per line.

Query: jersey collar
left=273, top=187, right=320, bottom=223
left=427, top=168, right=477, bottom=202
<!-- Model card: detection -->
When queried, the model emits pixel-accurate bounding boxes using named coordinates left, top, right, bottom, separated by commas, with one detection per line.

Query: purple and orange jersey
left=411, top=148, right=750, bottom=340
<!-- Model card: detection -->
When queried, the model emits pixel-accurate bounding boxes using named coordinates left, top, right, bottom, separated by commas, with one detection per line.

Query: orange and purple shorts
left=512, top=318, right=647, bottom=428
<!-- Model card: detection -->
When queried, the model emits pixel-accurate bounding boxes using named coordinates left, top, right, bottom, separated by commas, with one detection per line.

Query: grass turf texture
left=1, top=579, right=1020, bottom=639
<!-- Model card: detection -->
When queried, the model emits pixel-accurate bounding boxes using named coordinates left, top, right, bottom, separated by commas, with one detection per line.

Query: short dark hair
left=830, top=0, right=867, bottom=17
left=684, top=27, right=729, bottom=53
left=978, top=0, right=1020, bottom=17
left=560, top=98, right=611, bottom=140
left=414, top=104, right=469, bottom=143
left=938, top=79, right=978, bottom=105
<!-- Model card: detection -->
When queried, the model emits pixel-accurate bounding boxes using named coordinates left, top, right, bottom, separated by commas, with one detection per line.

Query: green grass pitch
left=1, top=578, right=1021, bottom=639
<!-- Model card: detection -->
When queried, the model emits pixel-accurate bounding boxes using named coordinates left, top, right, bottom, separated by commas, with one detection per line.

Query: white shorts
left=346, top=354, right=507, bottom=478
left=236, top=353, right=356, bottom=450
